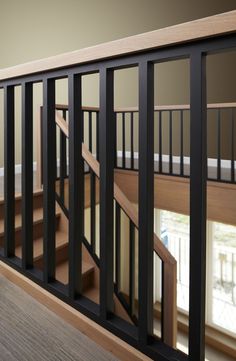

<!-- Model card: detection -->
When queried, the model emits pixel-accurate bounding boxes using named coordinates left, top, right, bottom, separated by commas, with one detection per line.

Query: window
left=154, top=208, right=236, bottom=337
left=208, top=222, right=236, bottom=335
left=160, top=210, right=190, bottom=312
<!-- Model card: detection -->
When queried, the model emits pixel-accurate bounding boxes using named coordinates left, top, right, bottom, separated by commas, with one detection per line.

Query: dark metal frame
left=0, top=33, right=235, bottom=361
left=115, top=105, right=236, bottom=183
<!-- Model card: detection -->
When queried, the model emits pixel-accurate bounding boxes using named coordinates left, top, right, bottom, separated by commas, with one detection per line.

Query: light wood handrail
left=56, top=102, right=236, bottom=113
left=0, top=11, right=236, bottom=81
left=55, top=111, right=177, bottom=346
left=55, top=111, right=69, bottom=137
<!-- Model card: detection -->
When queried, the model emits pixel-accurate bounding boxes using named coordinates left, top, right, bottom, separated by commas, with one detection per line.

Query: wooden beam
left=56, top=102, right=236, bottom=113
left=114, top=170, right=236, bottom=226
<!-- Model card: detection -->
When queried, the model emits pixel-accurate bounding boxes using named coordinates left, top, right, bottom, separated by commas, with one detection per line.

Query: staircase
left=0, top=185, right=134, bottom=323
left=0, top=189, right=93, bottom=290
left=0, top=107, right=177, bottom=348
left=53, top=111, right=177, bottom=341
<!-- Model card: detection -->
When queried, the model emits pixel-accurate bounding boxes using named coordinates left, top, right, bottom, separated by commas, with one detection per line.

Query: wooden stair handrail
left=56, top=111, right=176, bottom=263
left=55, top=102, right=236, bottom=113
left=0, top=11, right=236, bottom=81
left=55, top=111, right=177, bottom=346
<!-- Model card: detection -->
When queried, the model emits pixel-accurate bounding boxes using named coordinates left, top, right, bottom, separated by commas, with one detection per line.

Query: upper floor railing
left=0, top=10, right=236, bottom=361
left=53, top=102, right=236, bottom=188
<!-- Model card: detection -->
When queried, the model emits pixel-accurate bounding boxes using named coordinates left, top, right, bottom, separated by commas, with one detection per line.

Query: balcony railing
left=0, top=10, right=236, bottom=361
left=53, top=102, right=236, bottom=186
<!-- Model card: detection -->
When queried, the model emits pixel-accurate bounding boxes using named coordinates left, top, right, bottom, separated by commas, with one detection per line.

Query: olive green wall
left=0, top=0, right=235, bottom=167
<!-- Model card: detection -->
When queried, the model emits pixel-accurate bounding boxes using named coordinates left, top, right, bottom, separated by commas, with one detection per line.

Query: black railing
left=84, top=166, right=139, bottom=324
left=0, top=19, right=235, bottom=361
left=55, top=104, right=236, bottom=190
left=114, top=105, right=236, bottom=183
left=53, top=115, right=138, bottom=323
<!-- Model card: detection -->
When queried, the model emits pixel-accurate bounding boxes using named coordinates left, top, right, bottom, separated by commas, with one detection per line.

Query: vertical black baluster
left=90, top=171, right=96, bottom=254
left=82, top=110, right=84, bottom=143
left=189, top=50, right=207, bottom=361
left=231, top=108, right=235, bottom=183
left=217, top=109, right=221, bottom=180
left=129, top=221, right=135, bottom=316
left=66, top=110, right=69, bottom=177
left=122, top=112, right=125, bottom=168
left=68, top=73, right=83, bottom=299
left=99, top=67, right=115, bottom=319
left=159, top=111, right=162, bottom=174
left=4, top=86, right=15, bottom=258
left=96, top=111, right=99, bottom=161
left=22, top=82, right=33, bottom=269
left=67, top=110, right=69, bottom=177
left=89, top=110, right=96, bottom=252
left=169, top=110, right=173, bottom=174
left=115, top=202, right=121, bottom=292
left=59, top=110, right=67, bottom=204
left=130, top=112, right=134, bottom=170
left=63, top=109, right=67, bottom=175
left=40, top=106, right=44, bottom=186
left=161, top=262, right=164, bottom=341
left=138, top=61, right=154, bottom=344
left=89, top=111, right=92, bottom=153
left=43, top=78, right=56, bottom=283
left=82, top=110, right=85, bottom=174
left=180, top=110, right=184, bottom=176
left=114, top=112, right=117, bottom=168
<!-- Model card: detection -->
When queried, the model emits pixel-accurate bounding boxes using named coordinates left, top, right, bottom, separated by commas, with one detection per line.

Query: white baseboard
left=0, top=159, right=62, bottom=177
left=116, top=151, right=235, bottom=169
left=0, top=153, right=234, bottom=177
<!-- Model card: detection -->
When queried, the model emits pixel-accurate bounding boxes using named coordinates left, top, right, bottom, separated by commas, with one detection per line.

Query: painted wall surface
left=0, top=0, right=236, bottom=168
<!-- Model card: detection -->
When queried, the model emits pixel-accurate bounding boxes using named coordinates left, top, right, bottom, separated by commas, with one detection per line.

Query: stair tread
left=0, top=208, right=61, bottom=236
left=15, top=230, right=68, bottom=260
left=0, top=189, right=43, bottom=205
left=56, top=260, right=94, bottom=285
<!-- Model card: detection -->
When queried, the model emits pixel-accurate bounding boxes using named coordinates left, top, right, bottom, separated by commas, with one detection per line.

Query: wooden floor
left=0, top=275, right=119, bottom=361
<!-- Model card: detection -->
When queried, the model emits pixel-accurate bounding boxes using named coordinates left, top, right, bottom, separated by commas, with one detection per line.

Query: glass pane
left=160, top=210, right=190, bottom=312
left=212, top=222, right=236, bottom=335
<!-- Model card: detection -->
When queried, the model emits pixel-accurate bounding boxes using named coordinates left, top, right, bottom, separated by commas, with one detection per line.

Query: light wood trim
left=55, top=111, right=68, bottom=137
left=163, top=262, right=177, bottom=346
left=115, top=169, right=236, bottom=226
left=0, top=261, right=151, bottom=361
left=115, top=103, right=236, bottom=112
left=0, top=11, right=236, bottom=81
left=56, top=102, right=236, bottom=113
left=56, top=104, right=100, bottom=112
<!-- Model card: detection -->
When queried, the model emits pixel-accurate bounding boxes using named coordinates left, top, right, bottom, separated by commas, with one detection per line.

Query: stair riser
left=82, top=270, right=94, bottom=292
left=35, top=252, right=94, bottom=293
left=0, top=193, right=43, bottom=218
left=35, top=242, right=94, bottom=292
left=0, top=215, right=60, bottom=248
left=34, top=242, right=68, bottom=269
